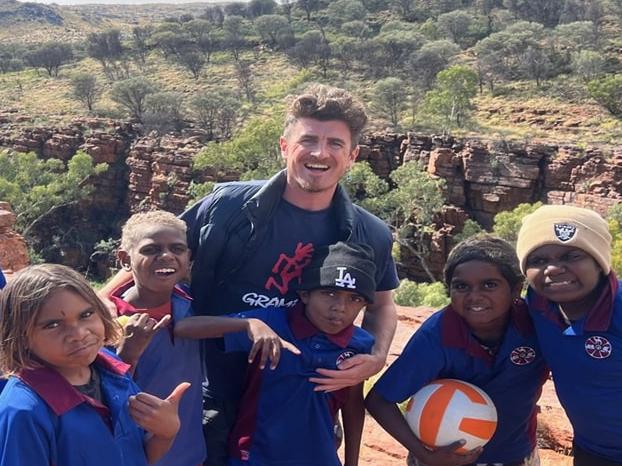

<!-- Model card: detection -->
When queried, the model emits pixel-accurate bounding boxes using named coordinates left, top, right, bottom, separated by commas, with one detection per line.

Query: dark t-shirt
left=186, top=195, right=399, bottom=401
left=0, top=268, right=5, bottom=289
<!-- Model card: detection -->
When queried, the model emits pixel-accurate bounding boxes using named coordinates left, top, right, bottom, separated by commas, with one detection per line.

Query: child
left=0, top=263, right=187, bottom=465
left=366, top=235, right=547, bottom=466
left=110, top=210, right=205, bottom=466
left=516, top=205, right=622, bottom=466
left=175, top=241, right=377, bottom=466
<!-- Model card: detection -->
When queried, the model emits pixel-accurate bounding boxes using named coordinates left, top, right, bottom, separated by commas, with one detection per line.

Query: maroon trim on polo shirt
left=441, top=300, right=532, bottom=364
left=18, top=351, right=129, bottom=417
left=288, top=302, right=355, bottom=349
left=529, top=272, right=617, bottom=331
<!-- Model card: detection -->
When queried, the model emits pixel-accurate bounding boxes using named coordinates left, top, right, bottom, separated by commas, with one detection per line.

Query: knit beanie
left=516, top=204, right=612, bottom=274
left=299, top=242, right=377, bottom=303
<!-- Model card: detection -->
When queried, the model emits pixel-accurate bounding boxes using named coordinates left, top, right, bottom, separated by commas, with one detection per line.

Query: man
left=103, top=84, right=399, bottom=466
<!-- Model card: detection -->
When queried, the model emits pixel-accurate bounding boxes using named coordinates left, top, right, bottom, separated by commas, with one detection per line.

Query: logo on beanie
left=554, top=223, right=577, bottom=242
left=585, top=336, right=612, bottom=359
left=335, top=267, right=356, bottom=289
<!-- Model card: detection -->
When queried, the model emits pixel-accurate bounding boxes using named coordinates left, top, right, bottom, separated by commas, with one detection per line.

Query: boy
left=517, top=205, right=622, bottom=466
left=175, top=242, right=377, bottom=466
left=110, top=210, right=206, bottom=466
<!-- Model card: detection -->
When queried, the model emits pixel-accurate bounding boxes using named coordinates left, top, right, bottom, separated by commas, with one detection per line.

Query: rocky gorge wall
left=1, top=115, right=621, bottom=281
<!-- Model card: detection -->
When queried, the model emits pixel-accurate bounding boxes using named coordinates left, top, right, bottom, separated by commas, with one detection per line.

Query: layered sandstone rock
left=0, top=202, right=28, bottom=274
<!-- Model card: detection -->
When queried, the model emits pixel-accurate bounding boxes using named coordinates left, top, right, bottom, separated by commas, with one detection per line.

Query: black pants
left=202, top=396, right=238, bottom=466
left=574, top=444, right=622, bottom=466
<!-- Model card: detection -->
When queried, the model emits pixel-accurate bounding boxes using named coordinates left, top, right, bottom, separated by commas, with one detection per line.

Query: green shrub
left=394, top=279, right=449, bottom=308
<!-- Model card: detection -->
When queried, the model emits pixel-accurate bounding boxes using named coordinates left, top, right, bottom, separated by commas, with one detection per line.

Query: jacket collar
left=528, top=271, right=618, bottom=332
left=243, top=169, right=356, bottom=239
left=441, top=299, right=533, bottom=363
left=18, top=351, right=129, bottom=416
left=288, top=302, right=355, bottom=348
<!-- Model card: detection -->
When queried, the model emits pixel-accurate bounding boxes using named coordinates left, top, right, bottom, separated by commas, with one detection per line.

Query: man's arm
left=310, top=290, right=396, bottom=392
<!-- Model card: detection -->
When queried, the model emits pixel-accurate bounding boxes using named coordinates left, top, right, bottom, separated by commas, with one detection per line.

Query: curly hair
left=283, top=83, right=368, bottom=145
left=0, top=264, right=121, bottom=375
left=444, top=234, right=523, bottom=292
left=120, top=210, right=187, bottom=251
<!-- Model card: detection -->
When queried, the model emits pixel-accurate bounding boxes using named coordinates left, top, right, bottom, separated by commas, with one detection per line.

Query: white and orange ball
left=404, top=379, right=497, bottom=453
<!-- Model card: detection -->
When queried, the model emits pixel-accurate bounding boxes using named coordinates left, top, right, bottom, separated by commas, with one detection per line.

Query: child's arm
left=129, top=382, right=190, bottom=465
left=175, top=316, right=300, bottom=369
left=116, top=313, right=171, bottom=373
left=365, top=388, right=481, bottom=466
left=342, top=383, right=365, bottom=466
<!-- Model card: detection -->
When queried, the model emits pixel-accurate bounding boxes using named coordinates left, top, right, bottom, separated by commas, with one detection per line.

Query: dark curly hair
left=283, top=83, right=368, bottom=145
left=444, top=234, right=523, bottom=292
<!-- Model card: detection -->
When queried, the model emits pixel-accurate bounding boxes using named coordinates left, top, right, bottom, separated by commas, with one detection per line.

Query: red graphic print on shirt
left=264, top=242, right=314, bottom=295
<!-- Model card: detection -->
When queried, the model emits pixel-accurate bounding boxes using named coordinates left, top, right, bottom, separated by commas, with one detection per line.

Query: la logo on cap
left=554, top=223, right=577, bottom=242
left=335, top=267, right=356, bottom=289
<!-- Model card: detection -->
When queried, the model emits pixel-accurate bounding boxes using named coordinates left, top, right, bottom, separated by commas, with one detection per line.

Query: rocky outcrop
left=2, top=115, right=622, bottom=280
left=0, top=202, right=28, bottom=274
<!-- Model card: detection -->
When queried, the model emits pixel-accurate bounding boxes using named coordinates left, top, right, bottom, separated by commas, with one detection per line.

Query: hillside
left=0, top=0, right=621, bottom=146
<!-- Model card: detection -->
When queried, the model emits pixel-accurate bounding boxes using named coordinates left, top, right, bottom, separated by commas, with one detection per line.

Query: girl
left=366, top=235, right=547, bottom=466
left=517, top=204, right=622, bottom=466
left=0, top=263, right=188, bottom=466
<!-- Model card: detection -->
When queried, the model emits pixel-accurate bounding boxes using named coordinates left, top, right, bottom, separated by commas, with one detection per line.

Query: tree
left=297, top=0, right=321, bottom=20
left=419, top=65, right=478, bottom=130
left=572, top=50, right=605, bottom=82
left=131, top=26, right=153, bottom=66
left=110, top=77, right=157, bottom=122
left=394, top=280, right=449, bottom=307
left=436, top=10, right=474, bottom=47
left=86, top=29, right=128, bottom=80
left=254, top=15, right=291, bottom=48
left=176, top=49, right=206, bottom=79
left=341, top=20, right=372, bottom=39
left=193, top=115, right=283, bottom=182
left=588, top=75, right=622, bottom=116
left=223, top=15, right=249, bottom=61
left=371, top=77, right=408, bottom=129
left=203, top=5, right=225, bottom=26
left=235, top=60, right=256, bottom=102
left=288, top=30, right=331, bottom=77
left=503, top=0, right=565, bottom=27
left=492, top=202, right=542, bottom=244
left=26, top=42, right=73, bottom=77
left=341, top=161, right=389, bottom=214
left=70, top=73, right=100, bottom=112
left=520, top=45, right=552, bottom=87
left=247, top=0, right=277, bottom=17
left=0, top=150, right=108, bottom=239
left=184, top=19, right=217, bottom=61
left=607, top=204, right=622, bottom=276
left=143, top=91, right=185, bottom=133
left=380, top=161, right=447, bottom=281
left=408, top=39, right=460, bottom=90
left=373, top=29, right=424, bottom=74
left=326, top=0, right=368, bottom=26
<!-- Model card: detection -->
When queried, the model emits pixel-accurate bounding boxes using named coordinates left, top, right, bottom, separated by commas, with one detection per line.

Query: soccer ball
left=404, top=379, right=497, bottom=453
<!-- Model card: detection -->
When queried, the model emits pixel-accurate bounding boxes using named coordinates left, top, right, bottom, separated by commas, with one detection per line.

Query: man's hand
left=309, top=352, right=384, bottom=392
left=246, top=318, right=301, bottom=369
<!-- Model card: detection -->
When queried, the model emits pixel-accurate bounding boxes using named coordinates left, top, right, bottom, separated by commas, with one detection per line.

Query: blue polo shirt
left=0, top=349, right=148, bottom=466
left=373, top=302, right=548, bottom=464
left=526, top=273, right=622, bottom=463
left=111, top=284, right=206, bottom=466
left=0, top=268, right=5, bottom=289
left=224, top=303, right=374, bottom=466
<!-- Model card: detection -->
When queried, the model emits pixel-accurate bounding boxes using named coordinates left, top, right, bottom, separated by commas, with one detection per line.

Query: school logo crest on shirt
left=585, top=336, right=612, bottom=359
left=336, top=350, right=355, bottom=366
left=335, top=267, right=356, bottom=290
left=510, top=346, right=536, bottom=365
left=554, top=223, right=577, bottom=242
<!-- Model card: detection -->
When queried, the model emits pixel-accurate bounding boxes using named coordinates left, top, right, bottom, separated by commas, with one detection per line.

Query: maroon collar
left=441, top=299, right=533, bottom=363
left=110, top=281, right=191, bottom=316
left=288, top=302, right=355, bottom=348
left=529, top=271, right=618, bottom=331
left=18, top=351, right=130, bottom=416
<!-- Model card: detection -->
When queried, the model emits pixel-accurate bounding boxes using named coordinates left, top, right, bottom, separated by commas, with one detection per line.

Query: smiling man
left=182, top=84, right=399, bottom=466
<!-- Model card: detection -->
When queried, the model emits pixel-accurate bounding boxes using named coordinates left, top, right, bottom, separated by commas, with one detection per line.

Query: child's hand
left=245, top=318, right=301, bottom=369
left=117, top=313, right=171, bottom=367
left=129, top=382, right=191, bottom=440
left=415, top=441, right=482, bottom=466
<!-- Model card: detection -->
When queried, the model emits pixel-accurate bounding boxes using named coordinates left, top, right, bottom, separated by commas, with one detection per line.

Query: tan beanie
left=516, top=204, right=612, bottom=274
